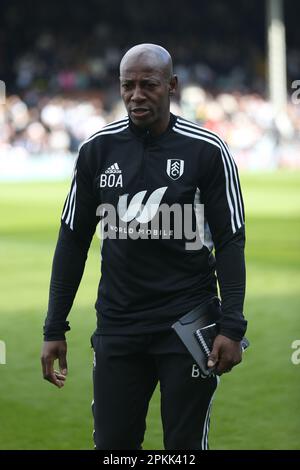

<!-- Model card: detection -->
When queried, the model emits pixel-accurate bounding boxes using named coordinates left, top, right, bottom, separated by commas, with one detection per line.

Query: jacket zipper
left=141, top=130, right=150, bottom=183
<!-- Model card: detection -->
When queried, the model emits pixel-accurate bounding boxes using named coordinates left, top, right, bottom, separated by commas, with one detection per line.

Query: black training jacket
left=44, top=113, right=247, bottom=341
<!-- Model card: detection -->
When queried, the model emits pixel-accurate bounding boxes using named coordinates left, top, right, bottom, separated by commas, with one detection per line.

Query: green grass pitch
left=0, top=171, right=299, bottom=449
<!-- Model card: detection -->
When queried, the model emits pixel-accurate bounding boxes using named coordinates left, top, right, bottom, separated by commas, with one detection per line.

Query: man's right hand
left=41, top=340, right=68, bottom=388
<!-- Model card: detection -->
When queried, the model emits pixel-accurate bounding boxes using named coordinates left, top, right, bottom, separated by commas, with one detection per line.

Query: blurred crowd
left=1, top=87, right=300, bottom=170
left=1, top=0, right=300, bottom=170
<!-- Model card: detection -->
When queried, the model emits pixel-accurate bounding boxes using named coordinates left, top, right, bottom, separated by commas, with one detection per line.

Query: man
left=41, top=43, right=247, bottom=450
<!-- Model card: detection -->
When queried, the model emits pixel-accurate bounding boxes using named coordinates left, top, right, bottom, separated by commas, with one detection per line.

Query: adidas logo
left=100, top=163, right=123, bottom=188
left=105, top=163, right=122, bottom=174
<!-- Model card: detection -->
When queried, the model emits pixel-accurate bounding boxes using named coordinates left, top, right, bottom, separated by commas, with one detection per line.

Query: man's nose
left=131, top=86, right=145, bottom=102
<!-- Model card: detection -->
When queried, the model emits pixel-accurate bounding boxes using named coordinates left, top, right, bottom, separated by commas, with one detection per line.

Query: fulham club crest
left=166, top=159, right=184, bottom=180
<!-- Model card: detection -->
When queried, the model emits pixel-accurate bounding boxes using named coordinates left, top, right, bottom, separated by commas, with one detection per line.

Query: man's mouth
left=130, top=108, right=150, bottom=118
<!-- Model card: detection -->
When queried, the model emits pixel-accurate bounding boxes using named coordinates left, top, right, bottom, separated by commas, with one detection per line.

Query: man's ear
left=169, top=75, right=178, bottom=96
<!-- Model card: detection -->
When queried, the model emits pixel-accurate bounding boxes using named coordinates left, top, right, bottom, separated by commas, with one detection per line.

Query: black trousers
left=91, top=329, right=219, bottom=450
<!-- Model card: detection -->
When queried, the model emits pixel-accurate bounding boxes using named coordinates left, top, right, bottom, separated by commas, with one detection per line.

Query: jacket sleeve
left=43, top=145, right=99, bottom=340
left=201, top=142, right=247, bottom=341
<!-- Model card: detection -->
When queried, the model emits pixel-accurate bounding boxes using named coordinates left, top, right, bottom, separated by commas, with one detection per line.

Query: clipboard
left=172, top=297, right=249, bottom=376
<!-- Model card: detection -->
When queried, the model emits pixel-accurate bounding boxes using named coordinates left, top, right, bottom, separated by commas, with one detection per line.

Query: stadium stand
left=0, top=0, right=299, bottom=174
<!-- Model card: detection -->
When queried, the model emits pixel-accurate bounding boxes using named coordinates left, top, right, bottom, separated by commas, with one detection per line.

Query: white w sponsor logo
left=117, top=187, right=168, bottom=223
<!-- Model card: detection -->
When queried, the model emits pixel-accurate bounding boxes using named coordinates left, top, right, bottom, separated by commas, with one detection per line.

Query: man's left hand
left=207, top=334, right=242, bottom=375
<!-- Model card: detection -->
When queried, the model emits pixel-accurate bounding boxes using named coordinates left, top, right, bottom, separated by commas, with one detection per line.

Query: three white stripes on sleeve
left=173, top=118, right=244, bottom=234
left=61, top=118, right=129, bottom=230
